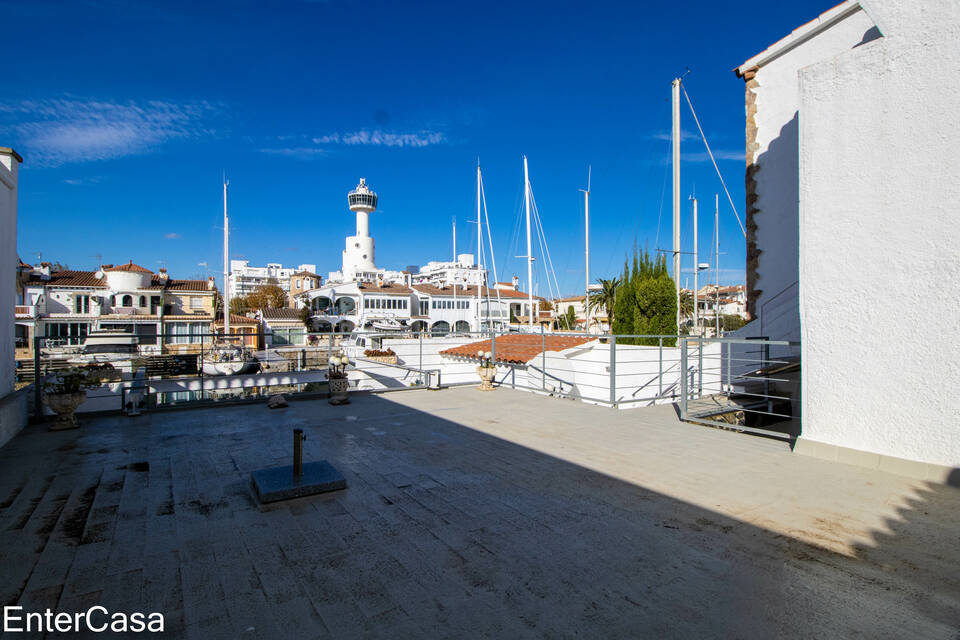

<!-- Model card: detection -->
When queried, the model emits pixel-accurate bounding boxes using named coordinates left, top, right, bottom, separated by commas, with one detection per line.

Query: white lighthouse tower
left=342, top=178, right=378, bottom=281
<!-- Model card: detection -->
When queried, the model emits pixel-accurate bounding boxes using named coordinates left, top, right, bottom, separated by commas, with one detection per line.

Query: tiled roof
left=214, top=314, right=259, bottom=326
left=105, top=261, right=153, bottom=273
left=358, top=283, right=413, bottom=294
left=162, top=279, right=210, bottom=291
left=37, top=271, right=108, bottom=288
left=555, top=296, right=586, bottom=303
left=262, top=308, right=302, bottom=320
left=291, top=271, right=321, bottom=279
left=412, top=284, right=540, bottom=300
left=439, top=334, right=596, bottom=365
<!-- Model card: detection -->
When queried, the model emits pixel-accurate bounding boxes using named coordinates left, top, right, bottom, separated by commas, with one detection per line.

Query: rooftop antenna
left=579, top=166, right=591, bottom=332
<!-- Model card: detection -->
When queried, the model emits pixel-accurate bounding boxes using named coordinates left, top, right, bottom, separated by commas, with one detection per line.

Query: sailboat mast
left=476, top=164, right=482, bottom=331
left=581, top=166, right=591, bottom=333
left=715, top=193, right=720, bottom=337
left=523, top=156, right=533, bottom=330
left=223, top=179, right=230, bottom=338
left=672, top=78, right=682, bottom=336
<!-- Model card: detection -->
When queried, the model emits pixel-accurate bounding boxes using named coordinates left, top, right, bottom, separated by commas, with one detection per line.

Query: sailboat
left=201, top=179, right=259, bottom=376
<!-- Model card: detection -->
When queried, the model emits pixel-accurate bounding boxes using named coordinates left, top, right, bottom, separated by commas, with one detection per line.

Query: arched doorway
left=335, top=320, right=355, bottom=334
left=314, top=320, right=332, bottom=334
left=453, top=320, right=471, bottom=334
left=334, top=297, right=355, bottom=315
left=312, top=296, right=332, bottom=313
left=410, top=320, right=428, bottom=334
left=430, top=321, right=450, bottom=337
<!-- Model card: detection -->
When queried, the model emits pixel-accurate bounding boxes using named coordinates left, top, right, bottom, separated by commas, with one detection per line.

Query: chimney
left=512, top=275, right=519, bottom=291
left=207, top=276, right=216, bottom=290
left=158, top=268, right=169, bottom=281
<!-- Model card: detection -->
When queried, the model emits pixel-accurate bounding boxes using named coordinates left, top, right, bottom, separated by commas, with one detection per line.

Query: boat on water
left=200, top=340, right=259, bottom=376
left=68, top=331, right=140, bottom=366
left=203, top=177, right=260, bottom=376
left=365, top=317, right=404, bottom=332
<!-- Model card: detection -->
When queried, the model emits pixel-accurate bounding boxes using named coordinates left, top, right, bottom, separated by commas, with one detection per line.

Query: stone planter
left=366, top=355, right=399, bottom=365
left=328, top=376, right=350, bottom=405
left=42, top=390, right=87, bottom=430
left=477, top=366, right=497, bottom=391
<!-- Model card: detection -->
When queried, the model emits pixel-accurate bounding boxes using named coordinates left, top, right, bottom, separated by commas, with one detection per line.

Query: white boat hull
left=201, top=360, right=259, bottom=376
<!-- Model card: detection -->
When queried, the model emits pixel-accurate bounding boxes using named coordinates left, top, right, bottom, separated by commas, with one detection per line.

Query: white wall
left=746, top=5, right=875, bottom=342
left=0, top=150, right=20, bottom=398
left=348, top=335, right=721, bottom=411
left=797, top=0, right=960, bottom=468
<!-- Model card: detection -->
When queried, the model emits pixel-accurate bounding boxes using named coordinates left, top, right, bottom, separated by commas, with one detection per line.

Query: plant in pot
left=327, top=354, right=351, bottom=405
left=363, top=347, right=398, bottom=365
left=42, top=366, right=101, bottom=430
left=476, top=350, right=496, bottom=391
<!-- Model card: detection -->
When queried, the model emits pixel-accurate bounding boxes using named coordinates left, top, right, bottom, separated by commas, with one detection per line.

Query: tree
left=540, top=299, right=554, bottom=312
left=299, top=305, right=314, bottom=331
left=229, top=296, right=249, bottom=316
left=564, top=305, right=577, bottom=330
left=245, top=284, right=287, bottom=311
left=601, top=250, right=677, bottom=345
left=678, top=290, right=693, bottom=320
left=588, top=278, right=619, bottom=329
left=721, top=314, right=745, bottom=332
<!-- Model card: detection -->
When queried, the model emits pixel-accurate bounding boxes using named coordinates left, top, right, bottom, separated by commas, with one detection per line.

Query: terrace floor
left=1, top=387, right=958, bottom=638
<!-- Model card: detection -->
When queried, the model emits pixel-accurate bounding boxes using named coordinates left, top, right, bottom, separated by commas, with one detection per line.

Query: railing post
left=764, top=341, right=772, bottom=415
left=33, top=335, right=42, bottom=416
left=658, top=336, right=663, bottom=398
left=541, top=325, right=546, bottom=391
left=697, top=337, right=703, bottom=397
left=609, top=335, right=617, bottom=406
left=680, top=338, right=688, bottom=419
left=419, top=331, right=423, bottom=371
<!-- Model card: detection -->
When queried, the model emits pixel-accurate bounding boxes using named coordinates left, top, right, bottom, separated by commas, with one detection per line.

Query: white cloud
left=685, top=150, right=745, bottom=162
left=257, top=147, right=327, bottom=159
left=0, top=97, right=218, bottom=165
left=164, top=232, right=181, bottom=239
left=652, top=129, right=698, bottom=142
left=62, top=176, right=102, bottom=185
left=311, top=129, right=445, bottom=148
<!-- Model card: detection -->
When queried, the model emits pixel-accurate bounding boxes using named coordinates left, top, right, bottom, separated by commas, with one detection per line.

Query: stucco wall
left=797, top=0, right=960, bottom=467
left=0, top=151, right=20, bottom=397
left=744, top=6, right=875, bottom=341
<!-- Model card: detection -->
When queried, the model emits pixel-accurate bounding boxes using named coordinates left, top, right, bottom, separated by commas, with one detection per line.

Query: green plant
left=42, top=366, right=106, bottom=394
left=588, top=278, right=619, bottom=328
left=299, top=306, right=314, bottom=331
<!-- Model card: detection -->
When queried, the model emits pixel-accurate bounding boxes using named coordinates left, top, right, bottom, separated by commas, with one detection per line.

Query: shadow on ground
left=0, top=392, right=957, bottom=639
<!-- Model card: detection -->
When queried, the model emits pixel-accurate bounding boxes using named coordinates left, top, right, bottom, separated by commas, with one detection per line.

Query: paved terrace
left=0, top=387, right=958, bottom=638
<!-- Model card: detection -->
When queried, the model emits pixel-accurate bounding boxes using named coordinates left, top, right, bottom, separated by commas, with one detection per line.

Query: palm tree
left=588, top=277, right=620, bottom=329
left=678, top=289, right=694, bottom=320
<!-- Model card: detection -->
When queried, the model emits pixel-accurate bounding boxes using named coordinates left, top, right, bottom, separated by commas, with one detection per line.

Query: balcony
left=1, top=385, right=957, bottom=636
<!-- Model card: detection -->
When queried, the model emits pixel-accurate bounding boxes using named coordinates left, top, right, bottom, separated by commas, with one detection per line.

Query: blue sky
left=4, top=0, right=829, bottom=296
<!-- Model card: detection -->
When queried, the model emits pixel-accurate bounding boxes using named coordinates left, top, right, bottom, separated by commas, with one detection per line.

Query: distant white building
left=735, top=0, right=960, bottom=480
left=228, top=260, right=318, bottom=298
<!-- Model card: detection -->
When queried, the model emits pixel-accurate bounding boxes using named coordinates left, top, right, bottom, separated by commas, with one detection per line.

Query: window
left=74, top=295, right=90, bottom=314
left=295, top=280, right=301, bottom=290
left=121, top=294, right=133, bottom=307
left=139, top=296, right=146, bottom=308
left=45, top=322, right=88, bottom=345
left=168, top=322, right=206, bottom=344
left=189, top=296, right=203, bottom=310
left=272, top=327, right=305, bottom=346
left=420, top=301, right=429, bottom=315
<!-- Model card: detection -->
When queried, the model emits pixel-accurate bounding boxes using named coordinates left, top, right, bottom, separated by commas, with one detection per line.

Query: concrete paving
left=0, top=387, right=957, bottom=638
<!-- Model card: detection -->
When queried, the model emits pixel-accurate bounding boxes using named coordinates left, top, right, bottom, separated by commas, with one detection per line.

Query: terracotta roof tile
left=440, top=334, right=596, bottom=365
left=105, top=261, right=153, bottom=273
left=262, top=308, right=302, bottom=320
left=37, top=270, right=108, bottom=288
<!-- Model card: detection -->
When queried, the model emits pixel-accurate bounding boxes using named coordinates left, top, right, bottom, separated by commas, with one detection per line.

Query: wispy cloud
left=312, top=129, right=446, bottom=148
left=0, top=97, right=219, bottom=165
left=164, top=232, right=181, bottom=239
left=257, top=147, right=327, bottom=159
left=62, top=176, right=102, bottom=185
left=685, top=150, right=745, bottom=162
left=652, top=129, right=698, bottom=142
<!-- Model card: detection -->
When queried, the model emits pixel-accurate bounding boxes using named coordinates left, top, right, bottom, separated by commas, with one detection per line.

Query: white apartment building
left=228, top=260, right=318, bottom=298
